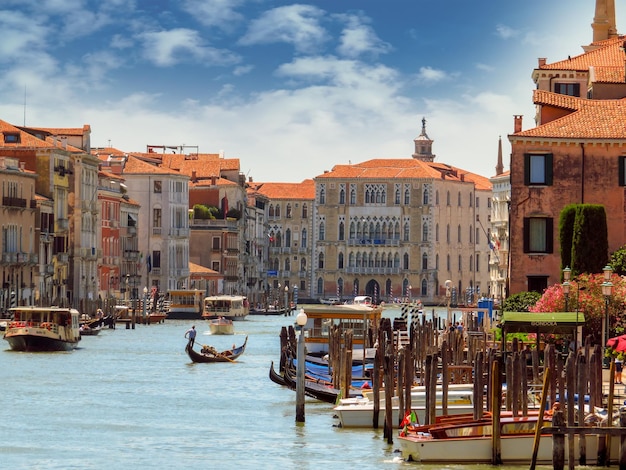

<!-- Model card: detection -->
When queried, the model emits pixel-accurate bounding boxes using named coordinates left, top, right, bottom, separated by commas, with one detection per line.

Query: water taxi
left=3, top=306, right=81, bottom=352
left=208, top=317, right=234, bottom=335
left=166, top=289, right=204, bottom=320
left=202, top=295, right=249, bottom=321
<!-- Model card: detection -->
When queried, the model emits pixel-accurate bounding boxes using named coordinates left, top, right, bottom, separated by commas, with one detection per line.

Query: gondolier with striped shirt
left=185, top=325, right=197, bottom=348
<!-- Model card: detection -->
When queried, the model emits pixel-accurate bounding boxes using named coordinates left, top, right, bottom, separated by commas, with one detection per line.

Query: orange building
left=509, top=0, right=626, bottom=293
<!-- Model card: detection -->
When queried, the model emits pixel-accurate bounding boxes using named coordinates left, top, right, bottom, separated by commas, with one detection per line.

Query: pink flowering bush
left=530, top=273, right=626, bottom=340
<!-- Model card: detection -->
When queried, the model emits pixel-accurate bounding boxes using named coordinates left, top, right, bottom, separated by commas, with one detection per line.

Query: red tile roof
left=123, top=155, right=183, bottom=175
left=514, top=90, right=626, bottom=139
left=249, top=179, right=315, bottom=199
left=314, top=158, right=491, bottom=190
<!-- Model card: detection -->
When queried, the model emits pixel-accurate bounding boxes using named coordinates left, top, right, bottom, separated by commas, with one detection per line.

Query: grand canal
left=1, top=308, right=557, bottom=469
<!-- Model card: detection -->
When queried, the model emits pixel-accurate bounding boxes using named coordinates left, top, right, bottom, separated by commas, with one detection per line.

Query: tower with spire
left=412, top=117, right=435, bottom=162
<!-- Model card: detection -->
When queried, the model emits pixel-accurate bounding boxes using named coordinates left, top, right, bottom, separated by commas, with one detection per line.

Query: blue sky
left=0, top=0, right=621, bottom=182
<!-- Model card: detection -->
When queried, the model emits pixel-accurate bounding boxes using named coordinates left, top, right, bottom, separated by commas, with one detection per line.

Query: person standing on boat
left=185, top=325, right=197, bottom=347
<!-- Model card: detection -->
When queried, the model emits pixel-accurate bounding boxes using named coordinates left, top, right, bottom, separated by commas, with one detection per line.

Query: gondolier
left=184, top=325, right=196, bottom=347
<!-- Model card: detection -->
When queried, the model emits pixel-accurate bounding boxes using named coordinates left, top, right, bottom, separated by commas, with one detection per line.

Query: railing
left=347, top=237, right=400, bottom=246
left=152, top=228, right=162, bottom=236
left=2, top=196, right=27, bottom=208
left=169, top=227, right=189, bottom=237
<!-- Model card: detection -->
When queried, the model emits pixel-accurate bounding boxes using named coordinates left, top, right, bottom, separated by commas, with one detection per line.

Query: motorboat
left=202, top=295, right=249, bottom=321
left=3, top=306, right=81, bottom=351
left=209, top=317, right=234, bottom=335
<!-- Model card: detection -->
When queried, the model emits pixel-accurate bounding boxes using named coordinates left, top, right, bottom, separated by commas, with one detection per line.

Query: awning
left=127, top=214, right=137, bottom=227
left=501, top=311, right=586, bottom=335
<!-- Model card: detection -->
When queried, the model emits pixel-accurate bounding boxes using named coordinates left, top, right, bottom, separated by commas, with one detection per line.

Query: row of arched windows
left=434, top=224, right=481, bottom=245
left=268, top=228, right=308, bottom=248
left=268, top=203, right=308, bottom=219
left=269, top=257, right=306, bottom=272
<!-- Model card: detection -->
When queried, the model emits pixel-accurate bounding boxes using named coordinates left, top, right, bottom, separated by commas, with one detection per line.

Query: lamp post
left=562, top=266, right=571, bottom=312
left=284, top=285, right=289, bottom=315
left=408, top=284, right=412, bottom=304
left=295, top=308, right=308, bottom=423
left=602, top=265, right=614, bottom=349
left=142, top=286, right=148, bottom=321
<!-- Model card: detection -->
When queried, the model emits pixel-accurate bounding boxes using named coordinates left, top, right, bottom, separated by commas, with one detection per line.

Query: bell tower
left=412, top=117, right=435, bottom=162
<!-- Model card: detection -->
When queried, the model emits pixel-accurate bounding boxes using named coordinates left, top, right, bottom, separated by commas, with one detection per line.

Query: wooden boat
left=209, top=317, right=234, bottom=335
left=79, top=324, right=101, bottom=336
left=320, top=297, right=341, bottom=305
left=398, top=412, right=619, bottom=465
left=4, top=306, right=81, bottom=351
left=186, top=336, right=247, bottom=363
left=333, top=385, right=475, bottom=428
left=268, top=361, right=342, bottom=404
left=202, top=295, right=249, bottom=321
left=147, top=312, right=167, bottom=324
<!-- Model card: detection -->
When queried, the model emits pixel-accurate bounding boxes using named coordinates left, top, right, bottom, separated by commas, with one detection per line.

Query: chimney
left=211, top=176, right=217, bottom=185
left=191, top=170, right=197, bottom=183
left=514, top=115, right=523, bottom=134
left=538, top=58, right=547, bottom=67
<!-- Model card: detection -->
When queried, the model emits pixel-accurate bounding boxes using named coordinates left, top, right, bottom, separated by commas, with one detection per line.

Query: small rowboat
left=185, top=336, right=247, bottom=363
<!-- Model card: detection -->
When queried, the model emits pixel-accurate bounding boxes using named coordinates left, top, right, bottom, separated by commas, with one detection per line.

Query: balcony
left=123, top=250, right=139, bottom=260
left=40, top=232, right=54, bottom=243
left=2, top=196, right=27, bottom=208
left=2, top=252, right=16, bottom=264
left=151, top=268, right=161, bottom=275
left=169, top=227, right=189, bottom=237
left=152, top=228, right=162, bottom=236
left=44, top=264, right=54, bottom=275
left=56, top=253, right=69, bottom=264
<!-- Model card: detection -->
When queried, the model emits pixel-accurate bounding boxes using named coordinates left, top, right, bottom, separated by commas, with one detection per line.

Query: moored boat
left=3, top=306, right=81, bottom=351
left=166, top=289, right=204, bottom=320
left=186, top=336, right=248, bottom=363
left=202, top=295, right=249, bottom=321
left=398, top=412, right=619, bottom=465
left=209, top=317, right=234, bottom=335
left=79, top=324, right=101, bottom=336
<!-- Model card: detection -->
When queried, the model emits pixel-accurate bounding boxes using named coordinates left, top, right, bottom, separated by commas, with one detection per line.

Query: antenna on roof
left=23, top=85, right=26, bottom=126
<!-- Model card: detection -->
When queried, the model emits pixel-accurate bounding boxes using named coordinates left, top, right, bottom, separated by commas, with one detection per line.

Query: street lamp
left=408, top=285, right=412, bottom=304
left=562, top=266, right=571, bottom=312
left=284, top=285, right=289, bottom=315
left=295, top=308, right=308, bottom=423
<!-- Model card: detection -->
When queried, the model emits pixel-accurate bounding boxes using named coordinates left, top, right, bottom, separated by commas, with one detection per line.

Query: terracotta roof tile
left=123, top=155, right=183, bottom=175
left=515, top=90, right=626, bottom=139
left=249, top=179, right=315, bottom=199
left=314, top=158, right=491, bottom=190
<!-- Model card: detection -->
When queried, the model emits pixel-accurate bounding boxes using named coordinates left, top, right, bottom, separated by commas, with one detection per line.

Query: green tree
left=502, top=291, right=541, bottom=312
left=609, top=245, right=626, bottom=276
left=571, top=204, right=608, bottom=275
left=558, top=204, right=577, bottom=275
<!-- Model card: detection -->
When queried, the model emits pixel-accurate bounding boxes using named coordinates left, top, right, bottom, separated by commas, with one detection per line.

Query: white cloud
left=181, top=0, right=245, bottom=29
left=0, top=11, right=49, bottom=60
left=417, top=66, right=449, bottom=83
left=233, top=64, right=254, bottom=76
left=335, top=13, right=392, bottom=59
left=239, top=4, right=328, bottom=54
left=495, top=24, right=519, bottom=40
left=137, top=28, right=240, bottom=67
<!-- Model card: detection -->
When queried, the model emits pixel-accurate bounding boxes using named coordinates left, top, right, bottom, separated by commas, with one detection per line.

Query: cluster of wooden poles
left=281, top=311, right=626, bottom=469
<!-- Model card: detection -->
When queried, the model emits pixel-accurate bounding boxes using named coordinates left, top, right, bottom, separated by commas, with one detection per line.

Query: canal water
left=1, top=308, right=558, bottom=469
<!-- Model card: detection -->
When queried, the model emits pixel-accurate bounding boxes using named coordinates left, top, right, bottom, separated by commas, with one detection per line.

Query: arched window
left=349, top=221, right=356, bottom=239
left=404, top=188, right=410, bottom=205
left=435, top=190, right=439, bottom=205
left=285, top=257, right=291, bottom=271
left=348, top=252, right=355, bottom=267
left=476, top=228, right=480, bottom=245
left=300, top=257, right=306, bottom=272
left=350, top=188, right=356, bottom=204
left=316, top=277, right=324, bottom=295
left=338, top=252, right=344, bottom=269
left=374, top=222, right=381, bottom=239
left=423, top=188, right=428, bottom=204
left=403, top=253, right=409, bottom=269
left=275, top=204, right=281, bottom=217
left=435, top=253, right=439, bottom=269
left=339, top=221, right=345, bottom=240
left=446, top=191, right=451, bottom=206
left=302, top=203, right=308, bottom=218
left=476, top=253, right=480, bottom=272
left=285, top=228, right=291, bottom=247
left=446, top=224, right=450, bottom=243
left=457, top=192, right=461, bottom=207
left=446, top=254, right=450, bottom=271
left=404, top=221, right=410, bottom=241
left=269, top=204, right=275, bottom=217
left=339, top=187, right=345, bottom=204
left=421, top=278, right=427, bottom=296
left=422, top=253, right=428, bottom=270
left=319, top=188, right=325, bottom=204
left=395, top=188, right=401, bottom=204
left=457, top=224, right=461, bottom=243
left=422, top=223, right=428, bottom=242
left=301, top=228, right=307, bottom=248
left=435, top=223, right=439, bottom=242
left=318, top=252, right=324, bottom=269
left=318, top=221, right=325, bottom=241
left=286, top=203, right=292, bottom=218
left=469, top=226, right=473, bottom=244
left=469, top=255, right=473, bottom=271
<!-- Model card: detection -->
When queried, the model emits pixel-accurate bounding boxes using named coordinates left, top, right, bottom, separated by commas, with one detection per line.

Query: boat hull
left=5, top=333, right=79, bottom=352
left=399, top=432, right=619, bottom=465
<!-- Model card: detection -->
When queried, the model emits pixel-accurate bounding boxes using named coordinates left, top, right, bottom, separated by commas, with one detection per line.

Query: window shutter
left=546, top=218, right=554, bottom=253
left=523, top=218, right=529, bottom=252
left=545, top=154, right=553, bottom=185
left=524, top=154, right=530, bottom=185
left=619, top=157, right=625, bottom=186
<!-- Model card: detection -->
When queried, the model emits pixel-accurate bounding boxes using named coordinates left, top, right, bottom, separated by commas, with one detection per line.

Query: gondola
left=186, top=336, right=248, bottom=363
left=269, top=360, right=342, bottom=404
